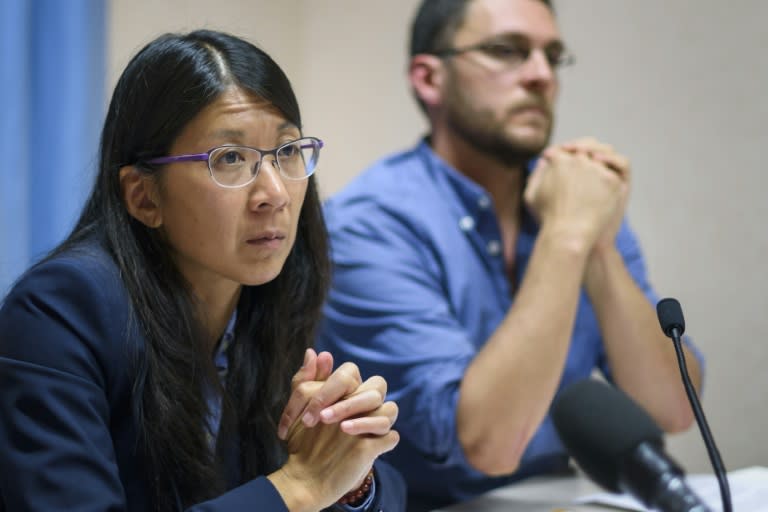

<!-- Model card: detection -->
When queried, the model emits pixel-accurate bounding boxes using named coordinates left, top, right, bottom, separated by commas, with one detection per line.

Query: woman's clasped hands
left=268, top=349, right=400, bottom=511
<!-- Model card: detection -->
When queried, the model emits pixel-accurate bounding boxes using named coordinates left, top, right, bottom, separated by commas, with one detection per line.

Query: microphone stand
left=659, top=299, right=732, bottom=512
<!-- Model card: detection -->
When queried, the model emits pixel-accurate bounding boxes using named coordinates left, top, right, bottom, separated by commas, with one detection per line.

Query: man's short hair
left=408, top=0, right=553, bottom=115
left=409, top=0, right=554, bottom=58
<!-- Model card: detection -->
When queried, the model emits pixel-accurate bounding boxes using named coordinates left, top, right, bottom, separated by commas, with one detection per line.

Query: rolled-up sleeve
left=319, top=199, right=476, bottom=469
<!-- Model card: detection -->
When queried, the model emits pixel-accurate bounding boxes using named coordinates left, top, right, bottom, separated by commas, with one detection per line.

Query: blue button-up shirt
left=317, top=140, right=702, bottom=508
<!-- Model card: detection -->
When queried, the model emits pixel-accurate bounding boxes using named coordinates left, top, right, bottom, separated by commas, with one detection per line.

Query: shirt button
left=487, top=240, right=501, bottom=256
left=459, top=216, right=475, bottom=231
left=478, top=196, right=491, bottom=209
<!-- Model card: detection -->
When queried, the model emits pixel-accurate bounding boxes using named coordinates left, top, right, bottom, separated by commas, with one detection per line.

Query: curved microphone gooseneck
left=656, top=298, right=732, bottom=512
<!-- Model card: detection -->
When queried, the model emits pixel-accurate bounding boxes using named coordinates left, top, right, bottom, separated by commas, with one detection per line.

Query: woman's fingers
left=282, top=361, right=394, bottom=440
left=301, top=362, right=363, bottom=427
left=315, top=350, right=334, bottom=381
left=290, top=348, right=317, bottom=390
left=318, top=375, right=387, bottom=423
left=370, top=429, right=401, bottom=456
left=279, top=349, right=330, bottom=440
left=280, top=349, right=317, bottom=438
left=340, top=401, right=399, bottom=436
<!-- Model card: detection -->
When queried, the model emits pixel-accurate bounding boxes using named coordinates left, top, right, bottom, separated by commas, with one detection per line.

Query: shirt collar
left=415, top=138, right=492, bottom=218
left=214, top=310, right=237, bottom=375
left=414, top=137, right=540, bottom=233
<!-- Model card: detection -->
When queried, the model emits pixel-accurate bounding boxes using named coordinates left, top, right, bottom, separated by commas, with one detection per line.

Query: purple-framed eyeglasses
left=145, top=136, right=323, bottom=189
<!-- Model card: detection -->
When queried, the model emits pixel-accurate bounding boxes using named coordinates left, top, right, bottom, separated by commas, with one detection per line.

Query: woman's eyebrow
left=208, top=128, right=245, bottom=140
left=209, top=123, right=299, bottom=139
left=277, top=120, right=300, bottom=133
left=203, top=124, right=301, bottom=149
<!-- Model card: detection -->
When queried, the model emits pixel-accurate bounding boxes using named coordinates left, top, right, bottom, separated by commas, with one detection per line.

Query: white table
left=434, top=466, right=768, bottom=511
left=433, top=473, right=610, bottom=511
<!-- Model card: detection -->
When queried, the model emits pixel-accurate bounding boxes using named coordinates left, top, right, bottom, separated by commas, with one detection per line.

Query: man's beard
left=444, top=82, right=553, bottom=169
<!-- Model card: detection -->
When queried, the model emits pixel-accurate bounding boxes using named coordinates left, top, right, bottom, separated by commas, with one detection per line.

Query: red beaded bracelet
left=337, top=468, right=375, bottom=507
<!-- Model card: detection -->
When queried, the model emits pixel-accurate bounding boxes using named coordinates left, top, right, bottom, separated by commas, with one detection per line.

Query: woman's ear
left=408, top=54, right=446, bottom=111
left=119, top=166, right=163, bottom=228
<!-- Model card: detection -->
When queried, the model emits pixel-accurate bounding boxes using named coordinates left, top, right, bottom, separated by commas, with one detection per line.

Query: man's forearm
left=456, top=226, right=591, bottom=475
left=584, top=246, right=701, bottom=432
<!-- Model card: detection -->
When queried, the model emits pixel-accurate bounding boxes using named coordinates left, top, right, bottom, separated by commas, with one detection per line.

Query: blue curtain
left=0, top=0, right=106, bottom=295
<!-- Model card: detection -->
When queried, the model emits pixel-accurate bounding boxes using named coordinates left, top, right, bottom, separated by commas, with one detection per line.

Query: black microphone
left=656, top=297, right=685, bottom=339
left=552, top=379, right=712, bottom=512
left=656, top=298, right=732, bottom=512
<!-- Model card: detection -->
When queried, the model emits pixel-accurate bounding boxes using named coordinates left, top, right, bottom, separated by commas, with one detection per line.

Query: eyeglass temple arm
left=146, top=153, right=209, bottom=165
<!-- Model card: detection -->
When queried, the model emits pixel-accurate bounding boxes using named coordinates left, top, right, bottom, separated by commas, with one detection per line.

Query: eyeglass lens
left=209, top=138, right=319, bottom=187
left=478, top=43, right=569, bottom=69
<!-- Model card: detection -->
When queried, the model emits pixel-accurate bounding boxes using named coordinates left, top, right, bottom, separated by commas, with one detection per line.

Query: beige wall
left=110, top=0, right=767, bottom=474
left=552, top=1, right=768, bottom=473
left=108, top=0, right=425, bottom=197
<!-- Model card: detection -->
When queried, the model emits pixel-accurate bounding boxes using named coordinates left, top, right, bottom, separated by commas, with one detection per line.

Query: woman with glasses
left=0, top=30, right=404, bottom=511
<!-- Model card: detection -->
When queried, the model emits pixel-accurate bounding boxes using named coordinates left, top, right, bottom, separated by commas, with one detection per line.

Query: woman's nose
left=248, top=157, right=289, bottom=211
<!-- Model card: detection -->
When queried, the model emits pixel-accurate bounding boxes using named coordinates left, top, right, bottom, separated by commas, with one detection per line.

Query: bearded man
left=316, top=1, right=703, bottom=510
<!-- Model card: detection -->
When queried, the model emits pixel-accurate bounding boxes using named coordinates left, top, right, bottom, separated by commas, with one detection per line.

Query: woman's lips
left=246, top=232, right=286, bottom=248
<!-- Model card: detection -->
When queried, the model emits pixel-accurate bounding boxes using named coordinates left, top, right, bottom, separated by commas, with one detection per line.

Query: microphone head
left=552, top=379, right=663, bottom=493
left=656, top=297, right=686, bottom=338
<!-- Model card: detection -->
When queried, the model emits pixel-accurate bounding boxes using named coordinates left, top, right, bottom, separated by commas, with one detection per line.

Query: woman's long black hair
left=53, top=30, right=329, bottom=510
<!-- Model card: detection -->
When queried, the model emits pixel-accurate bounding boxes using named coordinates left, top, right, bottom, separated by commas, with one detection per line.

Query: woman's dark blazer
left=0, top=241, right=405, bottom=511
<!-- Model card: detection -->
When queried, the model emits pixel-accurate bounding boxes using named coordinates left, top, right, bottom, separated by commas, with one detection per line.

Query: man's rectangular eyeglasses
left=432, top=40, right=575, bottom=70
left=144, top=136, right=324, bottom=189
